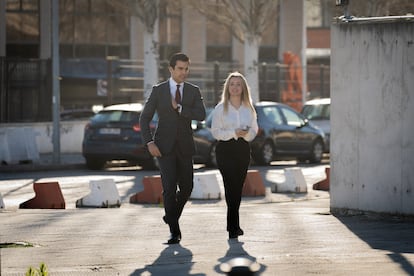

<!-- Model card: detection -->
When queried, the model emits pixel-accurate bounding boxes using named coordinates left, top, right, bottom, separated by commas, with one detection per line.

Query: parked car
left=82, top=103, right=157, bottom=170
left=61, top=109, right=96, bottom=121
left=193, top=101, right=325, bottom=167
left=301, top=98, right=330, bottom=152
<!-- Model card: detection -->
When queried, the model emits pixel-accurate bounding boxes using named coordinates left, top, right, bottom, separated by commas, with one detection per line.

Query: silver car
left=301, top=98, right=330, bottom=152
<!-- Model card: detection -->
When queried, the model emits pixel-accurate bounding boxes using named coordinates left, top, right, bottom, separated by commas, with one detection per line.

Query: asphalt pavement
left=1, top=154, right=414, bottom=275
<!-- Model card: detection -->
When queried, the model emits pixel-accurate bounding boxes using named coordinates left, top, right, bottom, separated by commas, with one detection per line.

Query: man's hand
left=147, top=142, right=162, bottom=157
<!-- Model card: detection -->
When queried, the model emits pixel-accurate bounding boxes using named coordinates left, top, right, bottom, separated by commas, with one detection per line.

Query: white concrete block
left=0, top=193, right=4, bottom=209
left=0, top=127, right=39, bottom=164
left=191, top=172, right=221, bottom=200
left=76, top=179, right=121, bottom=208
left=271, top=167, right=307, bottom=193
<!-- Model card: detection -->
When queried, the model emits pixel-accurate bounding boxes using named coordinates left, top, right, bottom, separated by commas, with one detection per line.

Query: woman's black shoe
left=167, top=232, right=181, bottom=244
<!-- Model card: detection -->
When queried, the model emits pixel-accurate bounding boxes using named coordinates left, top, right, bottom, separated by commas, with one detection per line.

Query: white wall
left=330, top=21, right=414, bottom=215
left=0, top=120, right=87, bottom=157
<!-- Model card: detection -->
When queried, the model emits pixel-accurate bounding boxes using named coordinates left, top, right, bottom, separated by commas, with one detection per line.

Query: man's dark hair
left=169, top=53, right=190, bottom=68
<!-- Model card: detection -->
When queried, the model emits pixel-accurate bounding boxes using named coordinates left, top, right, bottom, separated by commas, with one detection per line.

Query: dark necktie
left=175, top=84, right=181, bottom=104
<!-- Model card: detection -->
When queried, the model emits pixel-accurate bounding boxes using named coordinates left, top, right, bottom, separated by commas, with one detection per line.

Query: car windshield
left=302, top=104, right=330, bottom=120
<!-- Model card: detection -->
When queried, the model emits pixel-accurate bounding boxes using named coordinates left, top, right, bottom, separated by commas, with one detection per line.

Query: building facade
left=0, top=0, right=333, bottom=123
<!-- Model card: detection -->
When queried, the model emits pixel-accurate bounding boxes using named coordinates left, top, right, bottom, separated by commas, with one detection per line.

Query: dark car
left=82, top=103, right=157, bottom=170
left=61, top=109, right=96, bottom=121
left=193, top=101, right=325, bottom=167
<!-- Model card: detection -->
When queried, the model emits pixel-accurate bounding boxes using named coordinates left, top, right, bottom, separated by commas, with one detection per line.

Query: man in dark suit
left=140, top=53, right=206, bottom=244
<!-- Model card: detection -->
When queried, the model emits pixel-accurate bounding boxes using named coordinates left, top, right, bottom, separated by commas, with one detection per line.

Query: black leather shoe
left=229, top=228, right=244, bottom=239
left=167, top=232, right=181, bottom=244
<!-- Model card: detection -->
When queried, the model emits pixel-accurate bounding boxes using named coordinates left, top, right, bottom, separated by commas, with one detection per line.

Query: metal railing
left=0, top=57, right=330, bottom=123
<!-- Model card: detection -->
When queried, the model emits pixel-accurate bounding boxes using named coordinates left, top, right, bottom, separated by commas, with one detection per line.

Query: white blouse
left=211, top=102, right=259, bottom=142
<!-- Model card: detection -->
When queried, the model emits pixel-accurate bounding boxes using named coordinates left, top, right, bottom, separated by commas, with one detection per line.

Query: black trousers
left=216, top=138, right=250, bottom=233
left=157, top=147, right=194, bottom=234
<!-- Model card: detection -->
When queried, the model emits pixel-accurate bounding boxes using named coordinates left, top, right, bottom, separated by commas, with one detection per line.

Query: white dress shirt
left=169, top=78, right=183, bottom=100
left=211, top=102, right=258, bottom=142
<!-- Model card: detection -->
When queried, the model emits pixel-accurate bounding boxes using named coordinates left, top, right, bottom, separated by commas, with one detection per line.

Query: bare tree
left=187, top=0, right=279, bottom=103
left=129, top=0, right=160, bottom=99
left=106, top=0, right=160, bottom=99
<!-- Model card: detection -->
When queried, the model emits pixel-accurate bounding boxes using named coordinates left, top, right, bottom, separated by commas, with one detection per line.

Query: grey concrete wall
left=330, top=21, right=414, bottom=215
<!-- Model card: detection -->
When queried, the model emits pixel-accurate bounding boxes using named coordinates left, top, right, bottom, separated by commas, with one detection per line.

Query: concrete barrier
left=0, top=193, right=4, bottom=209
left=191, top=172, right=221, bottom=200
left=271, top=167, right=307, bottom=193
left=19, top=182, right=65, bottom=209
left=0, top=127, right=40, bottom=165
left=313, top=167, right=330, bottom=191
left=76, top=179, right=121, bottom=208
left=242, top=170, right=266, bottom=197
left=130, top=175, right=163, bottom=204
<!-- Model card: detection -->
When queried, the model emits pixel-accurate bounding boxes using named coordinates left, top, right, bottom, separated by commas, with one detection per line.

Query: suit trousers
left=157, top=146, right=194, bottom=234
left=216, top=138, right=250, bottom=233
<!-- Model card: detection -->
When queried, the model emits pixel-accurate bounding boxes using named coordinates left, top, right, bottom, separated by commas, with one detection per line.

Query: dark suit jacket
left=140, top=80, right=206, bottom=156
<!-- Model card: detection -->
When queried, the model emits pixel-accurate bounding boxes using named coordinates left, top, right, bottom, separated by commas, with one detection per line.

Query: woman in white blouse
left=211, top=72, right=259, bottom=239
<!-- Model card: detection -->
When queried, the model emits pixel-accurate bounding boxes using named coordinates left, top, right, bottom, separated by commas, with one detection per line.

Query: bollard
left=271, top=167, right=307, bottom=193
left=313, top=166, right=330, bottom=191
left=0, top=193, right=4, bottom=209
left=191, top=172, right=221, bottom=200
left=19, top=182, right=65, bottom=209
left=242, top=170, right=266, bottom=197
left=76, top=178, right=121, bottom=208
left=130, top=175, right=163, bottom=204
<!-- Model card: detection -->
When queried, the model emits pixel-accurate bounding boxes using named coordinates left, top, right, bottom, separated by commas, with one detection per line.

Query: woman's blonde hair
left=220, top=72, right=256, bottom=116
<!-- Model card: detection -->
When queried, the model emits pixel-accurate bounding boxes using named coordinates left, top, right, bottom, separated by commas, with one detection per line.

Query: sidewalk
left=2, top=198, right=414, bottom=275
left=1, top=155, right=414, bottom=275
left=0, top=153, right=86, bottom=172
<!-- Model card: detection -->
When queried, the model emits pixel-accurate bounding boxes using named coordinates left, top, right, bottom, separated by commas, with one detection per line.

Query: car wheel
left=256, top=141, right=274, bottom=165
left=207, top=142, right=217, bottom=167
left=309, top=139, right=324, bottom=163
left=85, top=158, right=105, bottom=170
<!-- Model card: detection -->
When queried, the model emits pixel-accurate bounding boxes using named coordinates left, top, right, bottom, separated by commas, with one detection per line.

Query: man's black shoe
left=229, top=228, right=244, bottom=239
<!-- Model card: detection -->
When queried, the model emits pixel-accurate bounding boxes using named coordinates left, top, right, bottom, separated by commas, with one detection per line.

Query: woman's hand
left=235, top=128, right=249, bottom=138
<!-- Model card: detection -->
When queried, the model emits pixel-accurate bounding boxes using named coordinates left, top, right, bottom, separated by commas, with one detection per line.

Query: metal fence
left=0, top=58, right=52, bottom=123
left=0, top=57, right=330, bottom=123
left=112, top=60, right=331, bottom=108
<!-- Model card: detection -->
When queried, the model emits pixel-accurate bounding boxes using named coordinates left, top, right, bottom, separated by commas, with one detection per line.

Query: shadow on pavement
left=214, top=240, right=267, bottom=275
left=130, top=244, right=206, bottom=276
left=336, top=215, right=414, bottom=275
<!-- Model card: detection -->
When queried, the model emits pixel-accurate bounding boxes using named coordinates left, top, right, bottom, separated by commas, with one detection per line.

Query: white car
left=301, top=98, right=330, bottom=152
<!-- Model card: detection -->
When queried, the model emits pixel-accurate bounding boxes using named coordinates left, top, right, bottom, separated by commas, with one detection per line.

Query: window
left=280, top=107, right=304, bottom=127
left=206, top=19, right=232, bottom=62
left=6, top=0, right=39, bottom=58
left=262, top=107, right=283, bottom=125
left=60, top=0, right=130, bottom=58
